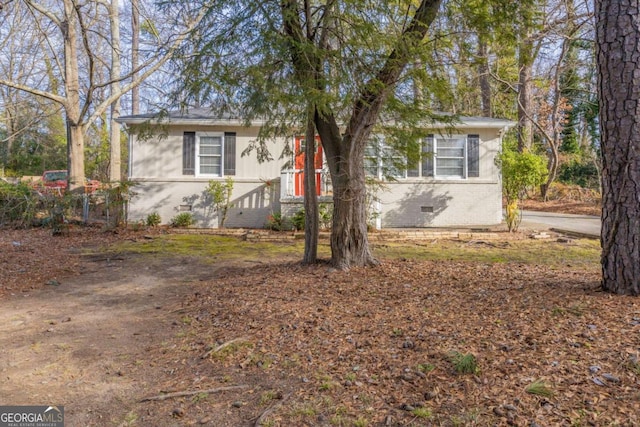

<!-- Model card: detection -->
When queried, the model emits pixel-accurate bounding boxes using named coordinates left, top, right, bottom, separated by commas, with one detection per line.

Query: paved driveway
left=521, top=210, right=601, bottom=238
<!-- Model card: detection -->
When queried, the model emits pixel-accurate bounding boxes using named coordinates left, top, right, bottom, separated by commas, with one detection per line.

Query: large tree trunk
left=283, top=0, right=442, bottom=269
left=64, top=0, right=85, bottom=192
left=302, top=110, right=319, bottom=264
left=477, top=39, right=492, bottom=118
left=109, top=0, right=122, bottom=182
left=67, top=122, right=85, bottom=191
left=131, top=0, right=140, bottom=115
left=596, top=0, right=640, bottom=295
left=325, top=138, right=377, bottom=270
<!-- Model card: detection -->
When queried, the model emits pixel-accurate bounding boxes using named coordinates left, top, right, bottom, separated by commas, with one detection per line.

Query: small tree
left=206, top=177, right=234, bottom=228
left=498, top=144, right=547, bottom=231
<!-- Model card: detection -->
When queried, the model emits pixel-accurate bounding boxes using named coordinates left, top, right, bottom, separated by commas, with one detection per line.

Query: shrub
left=291, top=209, right=306, bottom=231
left=0, top=181, right=41, bottom=227
left=289, top=204, right=333, bottom=231
left=558, top=160, right=599, bottom=189
left=206, top=177, right=234, bottom=227
left=145, top=212, right=161, bottom=227
left=170, top=212, right=195, bottom=228
left=265, top=212, right=293, bottom=231
left=497, top=147, right=547, bottom=231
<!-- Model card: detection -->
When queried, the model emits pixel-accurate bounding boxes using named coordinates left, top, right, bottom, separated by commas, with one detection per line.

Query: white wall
left=126, top=123, right=506, bottom=229
left=127, top=124, right=286, bottom=227
left=128, top=179, right=280, bottom=228
left=129, top=124, right=286, bottom=180
left=377, top=180, right=502, bottom=227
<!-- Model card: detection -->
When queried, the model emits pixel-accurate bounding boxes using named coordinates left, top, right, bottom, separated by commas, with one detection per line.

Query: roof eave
left=116, top=117, right=267, bottom=127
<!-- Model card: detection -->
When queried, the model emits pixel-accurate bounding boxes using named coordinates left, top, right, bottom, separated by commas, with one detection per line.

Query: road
left=521, top=210, right=600, bottom=238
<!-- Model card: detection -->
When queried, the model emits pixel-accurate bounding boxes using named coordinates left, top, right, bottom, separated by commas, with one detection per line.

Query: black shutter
left=422, top=134, right=434, bottom=177
left=224, top=132, right=236, bottom=176
left=467, top=134, right=480, bottom=178
left=183, top=132, right=195, bottom=175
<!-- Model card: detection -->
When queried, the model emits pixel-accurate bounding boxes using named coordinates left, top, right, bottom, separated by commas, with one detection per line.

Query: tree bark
left=302, top=109, right=319, bottom=264
left=596, top=0, right=640, bottom=295
left=131, top=0, right=140, bottom=115
left=63, top=0, right=85, bottom=192
left=109, top=0, right=122, bottom=182
left=477, top=39, right=492, bottom=117
left=326, top=146, right=376, bottom=270
left=517, top=42, right=533, bottom=152
left=282, top=0, right=442, bottom=269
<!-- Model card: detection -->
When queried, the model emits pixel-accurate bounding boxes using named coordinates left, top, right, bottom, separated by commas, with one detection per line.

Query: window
left=182, top=132, right=236, bottom=176
left=365, top=137, right=407, bottom=179
left=199, top=135, right=223, bottom=175
left=364, top=143, right=381, bottom=177
left=364, top=134, right=480, bottom=179
left=435, top=137, right=465, bottom=177
left=420, top=134, right=480, bottom=179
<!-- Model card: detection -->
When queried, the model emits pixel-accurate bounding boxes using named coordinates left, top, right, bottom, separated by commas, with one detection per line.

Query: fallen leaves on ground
left=0, top=227, right=128, bottom=298
left=521, top=199, right=601, bottom=217
left=1, top=227, right=638, bottom=426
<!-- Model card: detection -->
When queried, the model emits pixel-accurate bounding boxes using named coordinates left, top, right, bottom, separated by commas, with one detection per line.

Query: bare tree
left=108, top=0, right=122, bottom=182
left=0, top=0, right=208, bottom=190
left=131, top=0, right=140, bottom=115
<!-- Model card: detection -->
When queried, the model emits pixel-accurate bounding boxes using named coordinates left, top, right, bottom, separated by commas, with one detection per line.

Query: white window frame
left=433, top=135, right=467, bottom=179
left=195, top=132, right=225, bottom=177
left=365, top=134, right=472, bottom=180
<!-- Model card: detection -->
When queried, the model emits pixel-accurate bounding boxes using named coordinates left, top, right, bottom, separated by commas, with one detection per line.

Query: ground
left=2, top=201, right=638, bottom=427
left=520, top=199, right=600, bottom=217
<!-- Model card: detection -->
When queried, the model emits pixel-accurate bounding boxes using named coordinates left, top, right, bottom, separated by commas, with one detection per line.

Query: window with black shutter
left=467, top=134, right=480, bottom=178
left=183, top=132, right=195, bottom=175
left=224, top=132, right=236, bottom=176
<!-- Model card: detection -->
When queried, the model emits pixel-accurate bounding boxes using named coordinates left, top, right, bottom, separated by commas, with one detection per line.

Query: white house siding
left=377, top=180, right=502, bottom=228
left=128, top=179, right=280, bottom=228
left=120, top=111, right=513, bottom=229
left=373, top=127, right=503, bottom=228
left=127, top=124, right=286, bottom=228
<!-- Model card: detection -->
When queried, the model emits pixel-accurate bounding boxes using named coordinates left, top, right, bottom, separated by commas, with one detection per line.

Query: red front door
left=294, top=135, right=323, bottom=196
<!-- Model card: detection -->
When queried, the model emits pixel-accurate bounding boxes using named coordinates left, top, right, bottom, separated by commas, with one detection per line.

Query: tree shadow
left=182, top=179, right=281, bottom=228
left=381, top=183, right=452, bottom=227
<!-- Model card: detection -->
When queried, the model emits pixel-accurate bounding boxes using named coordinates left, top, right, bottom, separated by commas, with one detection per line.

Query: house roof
left=116, top=108, right=258, bottom=126
left=116, top=108, right=515, bottom=130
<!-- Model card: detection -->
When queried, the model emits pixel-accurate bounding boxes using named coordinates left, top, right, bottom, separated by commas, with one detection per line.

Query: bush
left=497, top=148, right=547, bottom=232
left=170, top=212, right=195, bottom=228
left=265, top=212, right=291, bottom=231
left=558, top=160, right=599, bottom=189
left=206, top=177, right=234, bottom=227
left=0, top=181, right=41, bottom=227
left=291, top=209, right=306, bottom=231
left=290, top=204, right=333, bottom=231
left=145, top=212, right=161, bottom=227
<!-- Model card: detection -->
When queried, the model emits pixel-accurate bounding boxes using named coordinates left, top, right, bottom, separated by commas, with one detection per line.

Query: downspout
left=126, top=126, right=133, bottom=179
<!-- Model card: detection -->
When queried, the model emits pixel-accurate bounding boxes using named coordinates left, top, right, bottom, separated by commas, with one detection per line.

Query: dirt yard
left=0, top=225, right=638, bottom=426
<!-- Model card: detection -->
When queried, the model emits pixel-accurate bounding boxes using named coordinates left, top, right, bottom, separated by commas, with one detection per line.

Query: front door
left=294, top=135, right=323, bottom=196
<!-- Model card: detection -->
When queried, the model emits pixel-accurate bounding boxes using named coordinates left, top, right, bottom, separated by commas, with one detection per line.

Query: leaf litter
left=0, top=226, right=638, bottom=426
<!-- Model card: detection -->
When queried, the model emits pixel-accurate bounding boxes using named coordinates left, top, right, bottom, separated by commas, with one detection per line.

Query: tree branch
left=140, top=385, right=249, bottom=402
